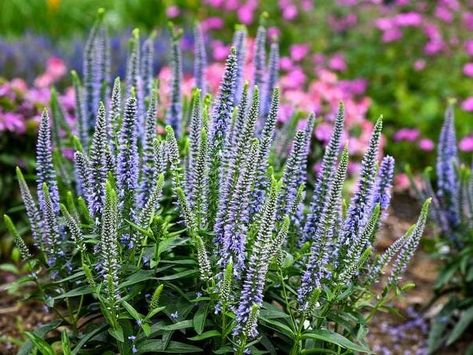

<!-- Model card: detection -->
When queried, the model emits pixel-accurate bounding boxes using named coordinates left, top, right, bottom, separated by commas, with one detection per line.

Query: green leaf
left=61, top=331, right=72, bottom=355
left=188, top=330, right=221, bottom=341
left=161, top=320, right=193, bottom=331
left=18, top=320, right=62, bottom=355
left=260, top=317, right=294, bottom=336
left=24, top=332, right=55, bottom=355
left=53, top=285, right=92, bottom=299
left=213, top=346, right=234, bottom=354
left=158, top=236, right=188, bottom=256
left=122, top=300, right=143, bottom=321
left=138, top=340, right=202, bottom=353
left=301, top=329, right=372, bottom=353
left=260, top=303, right=290, bottom=319
left=447, top=305, right=473, bottom=345
left=193, top=303, right=209, bottom=335
left=72, top=324, right=107, bottom=355
left=157, top=269, right=198, bottom=280
left=109, top=326, right=125, bottom=342
left=120, top=270, right=157, bottom=288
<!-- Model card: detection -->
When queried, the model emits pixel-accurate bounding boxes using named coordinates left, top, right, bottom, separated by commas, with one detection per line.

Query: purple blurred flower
left=459, top=135, right=473, bottom=152
left=290, top=44, right=309, bottom=62
left=461, top=97, right=473, bottom=111
left=463, top=12, right=473, bottom=30
left=393, top=128, right=420, bottom=142
left=465, top=40, right=473, bottom=55
left=328, top=54, right=347, bottom=72
left=419, top=138, right=434, bottom=151
left=463, top=63, right=473, bottom=77
left=414, top=59, right=426, bottom=71
left=202, top=17, right=224, bottom=31
left=166, top=6, right=180, bottom=18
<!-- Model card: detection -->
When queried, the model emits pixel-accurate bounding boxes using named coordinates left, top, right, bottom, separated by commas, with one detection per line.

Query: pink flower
left=166, top=6, right=180, bottom=18
left=414, top=59, right=426, bottom=71
left=290, top=44, right=309, bottom=62
left=435, top=6, right=454, bottom=23
left=418, top=138, right=434, bottom=151
left=394, top=12, right=423, bottom=27
left=382, top=28, right=403, bottom=43
left=461, top=97, right=473, bottom=111
left=281, top=2, right=298, bottom=20
left=393, top=128, right=420, bottom=142
left=315, top=122, right=333, bottom=143
left=280, top=57, right=293, bottom=71
left=463, top=63, right=473, bottom=77
left=465, top=40, right=473, bottom=56
left=211, top=41, right=230, bottom=61
left=202, top=17, right=223, bottom=31
left=268, top=27, right=280, bottom=40
left=394, top=173, right=411, bottom=191
left=459, top=135, right=473, bottom=152
left=0, top=111, right=25, bottom=133
left=328, top=54, right=347, bottom=72
left=237, top=5, right=254, bottom=24
left=424, top=40, right=444, bottom=55
left=463, top=12, right=473, bottom=30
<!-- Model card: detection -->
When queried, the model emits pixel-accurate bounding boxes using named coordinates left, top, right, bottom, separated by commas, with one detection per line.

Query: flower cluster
left=7, top=16, right=430, bottom=355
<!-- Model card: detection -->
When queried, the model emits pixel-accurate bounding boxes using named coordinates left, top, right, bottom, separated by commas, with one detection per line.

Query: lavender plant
left=5, top=13, right=430, bottom=355
left=408, top=102, right=473, bottom=353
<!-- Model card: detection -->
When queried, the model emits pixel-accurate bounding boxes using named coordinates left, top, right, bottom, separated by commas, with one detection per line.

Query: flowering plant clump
left=409, top=103, right=473, bottom=353
left=5, top=14, right=431, bottom=354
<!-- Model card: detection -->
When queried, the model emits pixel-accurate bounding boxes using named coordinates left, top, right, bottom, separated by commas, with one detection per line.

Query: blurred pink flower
left=237, top=5, right=254, bottom=24
left=394, top=173, right=410, bottom=191
left=461, top=97, right=473, bottom=111
left=414, top=59, right=426, bottom=71
left=280, top=57, right=293, bottom=71
left=465, top=40, right=473, bottom=55
left=0, top=111, right=25, bottom=133
left=382, top=28, right=403, bottom=43
left=463, top=63, right=473, bottom=77
left=281, top=0, right=298, bottom=20
left=394, top=12, right=423, bottom=27
left=315, top=122, right=333, bottom=143
left=166, top=6, right=180, bottom=18
left=267, top=27, right=280, bottom=40
left=202, top=17, right=224, bottom=31
left=290, top=44, right=309, bottom=62
left=393, top=128, right=420, bottom=142
left=459, top=135, right=473, bottom=152
left=463, top=12, right=473, bottom=30
left=211, top=41, right=230, bottom=61
left=418, top=138, right=434, bottom=151
left=434, top=6, right=453, bottom=23
left=328, top=54, right=347, bottom=72
left=424, top=40, right=444, bottom=55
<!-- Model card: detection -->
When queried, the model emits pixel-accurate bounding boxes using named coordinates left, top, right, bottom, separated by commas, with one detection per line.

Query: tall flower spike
left=437, top=104, right=460, bottom=227
left=262, top=40, right=279, bottom=118
left=166, top=126, right=196, bottom=232
left=117, top=94, right=139, bottom=220
left=303, top=103, right=344, bottom=243
left=16, top=167, right=42, bottom=247
left=340, top=117, right=383, bottom=250
left=232, top=25, right=247, bottom=104
left=234, top=176, right=281, bottom=338
left=139, top=83, right=159, bottom=207
left=100, top=181, right=120, bottom=309
left=74, top=151, right=92, bottom=208
left=298, top=113, right=316, bottom=188
left=194, top=23, right=207, bottom=95
left=207, top=47, right=238, bottom=228
left=192, top=98, right=210, bottom=228
left=4, top=215, right=32, bottom=261
left=60, top=204, right=85, bottom=253
left=109, top=77, right=122, bottom=154
left=88, top=102, right=108, bottom=217
left=278, top=129, right=306, bottom=216
left=83, top=9, right=106, bottom=129
left=125, top=29, right=141, bottom=101
left=42, top=183, right=62, bottom=266
left=219, top=139, right=260, bottom=275
left=372, top=156, right=395, bottom=214
left=97, top=25, right=111, bottom=103
left=36, top=109, right=59, bottom=214
left=253, top=17, right=267, bottom=98
left=187, top=88, right=202, bottom=199
left=71, top=70, right=88, bottom=148
left=141, top=32, right=156, bottom=100
left=215, top=86, right=259, bottom=242
left=251, top=88, right=280, bottom=214
left=195, top=234, right=212, bottom=281
left=339, top=205, right=381, bottom=283
left=298, top=146, right=349, bottom=307
left=388, top=198, right=431, bottom=286
left=166, top=25, right=183, bottom=136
